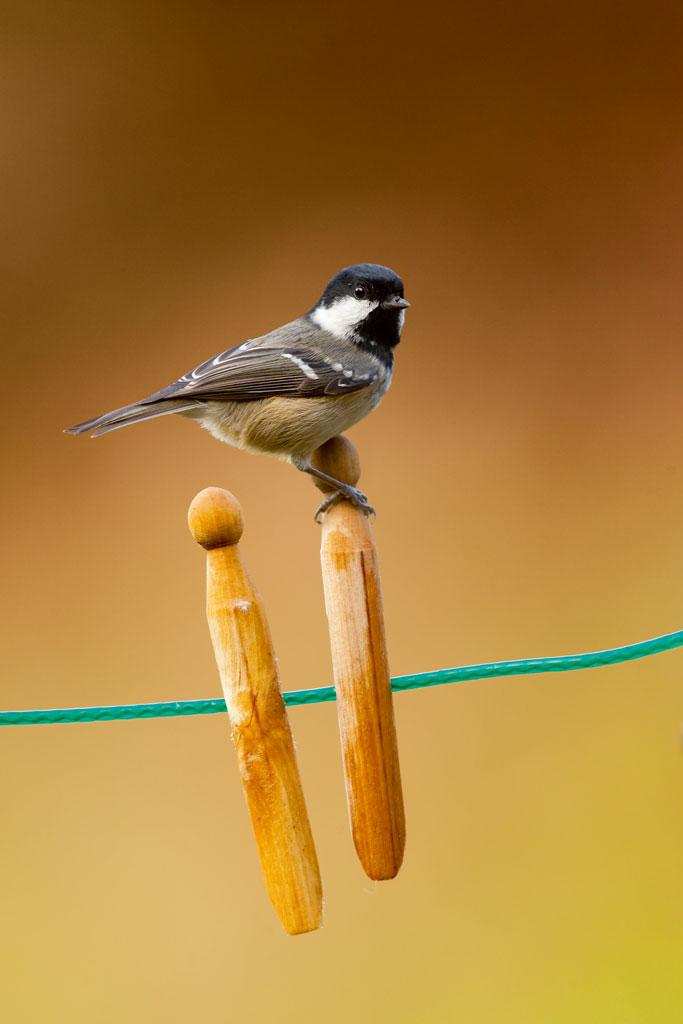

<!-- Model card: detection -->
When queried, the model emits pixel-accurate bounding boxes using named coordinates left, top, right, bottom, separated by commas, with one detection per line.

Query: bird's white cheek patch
left=311, top=296, right=377, bottom=339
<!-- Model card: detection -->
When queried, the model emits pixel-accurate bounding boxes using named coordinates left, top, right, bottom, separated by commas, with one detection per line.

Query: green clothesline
left=1, top=629, right=681, bottom=727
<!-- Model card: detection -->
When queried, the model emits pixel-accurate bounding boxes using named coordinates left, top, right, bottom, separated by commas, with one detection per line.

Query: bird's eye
left=354, top=285, right=367, bottom=299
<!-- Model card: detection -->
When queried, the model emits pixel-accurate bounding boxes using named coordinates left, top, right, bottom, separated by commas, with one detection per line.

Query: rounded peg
left=311, top=435, right=361, bottom=493
left=188, top=487, right=244, bottom=549
left=314, top=438, right=405, bottom=880
left=189, top=484, right=323, bottom=933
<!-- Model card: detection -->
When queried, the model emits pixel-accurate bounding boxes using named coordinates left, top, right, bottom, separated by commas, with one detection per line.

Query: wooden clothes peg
left=188, top=487, right=323, bottom=935
left=312, top=437, right=406, bottom=880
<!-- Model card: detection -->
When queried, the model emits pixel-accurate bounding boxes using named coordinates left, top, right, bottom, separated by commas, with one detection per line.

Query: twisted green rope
left=1, top=629, right=681, bottom=727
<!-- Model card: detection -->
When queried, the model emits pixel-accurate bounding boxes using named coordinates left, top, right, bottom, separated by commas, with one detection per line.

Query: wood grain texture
left=189, top=487, right=323, bottom=935
left=314, top=437, right=406, bottom=880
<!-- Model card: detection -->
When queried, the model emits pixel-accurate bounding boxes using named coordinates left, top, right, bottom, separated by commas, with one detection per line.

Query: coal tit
left=65, top=263, right=409, bottom=518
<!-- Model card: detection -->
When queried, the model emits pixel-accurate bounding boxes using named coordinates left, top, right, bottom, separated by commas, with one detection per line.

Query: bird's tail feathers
left=64, top=399, right=199, bottom=437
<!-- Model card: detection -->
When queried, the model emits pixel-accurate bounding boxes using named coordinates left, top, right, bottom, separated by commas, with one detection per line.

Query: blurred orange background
left=2, top=1, right=683, bottom=1020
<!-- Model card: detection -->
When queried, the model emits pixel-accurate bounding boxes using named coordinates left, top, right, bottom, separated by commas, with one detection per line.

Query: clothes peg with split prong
left=312, top=436, right=406, bottom=880
left=189, top=487, right=323, bottom=935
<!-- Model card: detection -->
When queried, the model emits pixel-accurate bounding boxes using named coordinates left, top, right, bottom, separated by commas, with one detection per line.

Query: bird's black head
left=310, top=263, right=409, bottom=354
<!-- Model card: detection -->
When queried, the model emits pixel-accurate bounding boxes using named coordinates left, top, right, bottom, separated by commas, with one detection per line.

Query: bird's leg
left=302, top=463, right=375, bottom=523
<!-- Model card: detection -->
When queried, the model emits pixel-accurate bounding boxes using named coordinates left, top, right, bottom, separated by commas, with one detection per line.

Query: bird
left=65, top=263, right=409, bottom=519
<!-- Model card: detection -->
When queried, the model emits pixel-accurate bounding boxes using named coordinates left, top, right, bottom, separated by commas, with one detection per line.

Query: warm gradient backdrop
left=2, top=1, right=683, bottom=1021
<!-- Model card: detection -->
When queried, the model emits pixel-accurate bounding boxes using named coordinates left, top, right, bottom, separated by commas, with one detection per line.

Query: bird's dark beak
left=381, top=295, right=411, bottom=310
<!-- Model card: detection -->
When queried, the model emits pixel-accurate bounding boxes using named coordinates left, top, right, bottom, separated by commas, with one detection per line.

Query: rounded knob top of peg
left=188, top=487, right=244, bottom=548
left=311, top=435, right=361, bottom=493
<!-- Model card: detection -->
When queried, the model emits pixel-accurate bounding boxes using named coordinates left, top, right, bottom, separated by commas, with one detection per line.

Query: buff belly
left=185, top=385, right=387, bottom=465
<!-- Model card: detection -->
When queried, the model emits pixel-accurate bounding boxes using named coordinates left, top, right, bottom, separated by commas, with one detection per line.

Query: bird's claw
left=314, top=486, right=375, bottom=524
left=314, top=492, right=342, bottom=523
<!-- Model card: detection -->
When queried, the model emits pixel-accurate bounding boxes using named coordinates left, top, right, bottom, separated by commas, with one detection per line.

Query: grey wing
left=143, top=319, right=380, bottom=404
